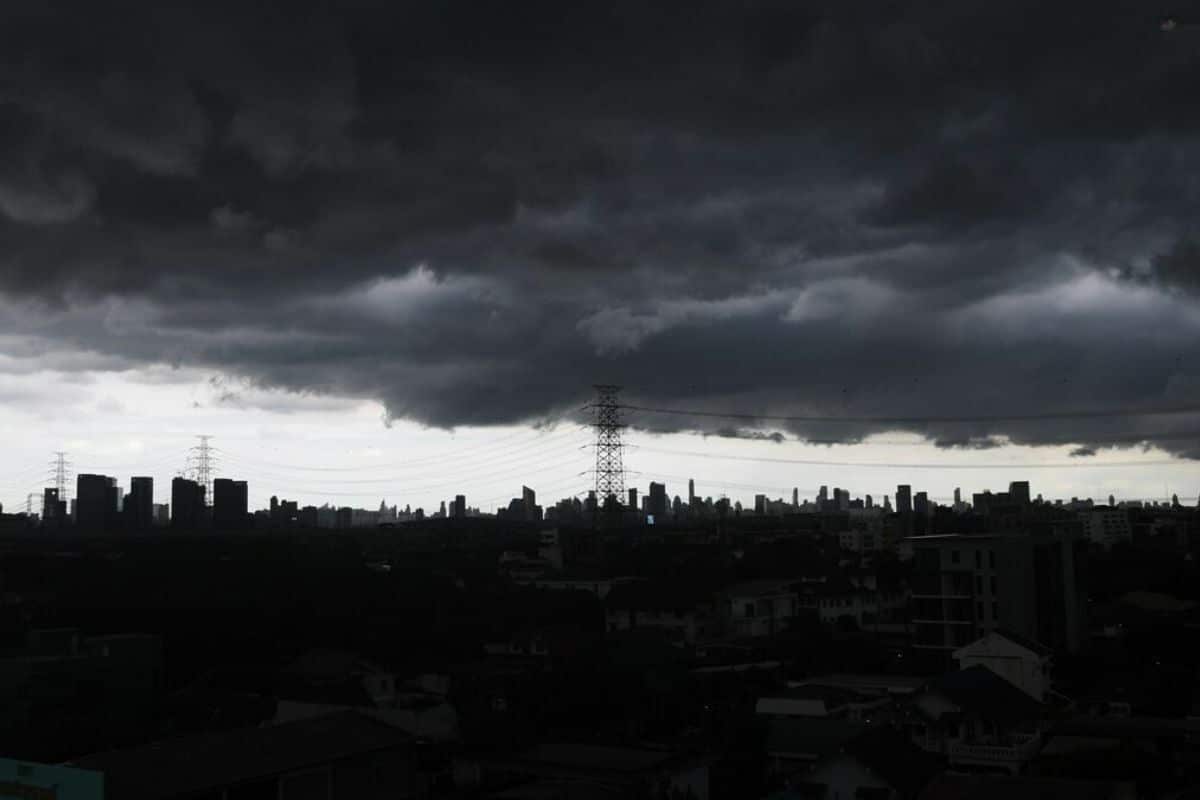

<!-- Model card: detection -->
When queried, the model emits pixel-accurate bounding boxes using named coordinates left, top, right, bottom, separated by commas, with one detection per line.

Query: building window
left=975, top=551, right=982, bottom=569
left=976, top=601, right=984, bottom=619
left=990, top=576, right=997, bottom=594
left=989, top=550, right=996, bottom=569
left=992, top=601, right=999, bottom=620
left=975, top=575, right=982, bottom=594
left=951, top=549, right=961, bottom=564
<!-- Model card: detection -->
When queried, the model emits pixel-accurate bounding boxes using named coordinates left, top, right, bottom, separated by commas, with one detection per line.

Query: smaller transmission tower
left=590, top=385, right=626, bottom=507
left=188, top=435, right=217, bottom=505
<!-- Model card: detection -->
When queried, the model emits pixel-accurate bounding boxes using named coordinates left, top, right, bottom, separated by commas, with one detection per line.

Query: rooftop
left=71, top=711, right=412, bottom=800
left=919, top=774, right=1132, bottom=800
left=925, top=665, right=1044, bottom=725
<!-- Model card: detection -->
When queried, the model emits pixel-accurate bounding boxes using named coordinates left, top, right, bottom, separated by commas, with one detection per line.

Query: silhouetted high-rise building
left=171, top=477, right=205, bottom=529
left=1008, top=481, right=1031, bottom=506
left=127, top=476, right=154, bottom=530
left=914, top=491, right=930, bottom=516
left=628, top=487, right=638, bottom=510
left=648, top=482, right=668, bottom=519
left=42, top=488, right=67, bottom=526
left=865, top=494, right=873, bottom=509
left=212, top=478, right=248, bottom=529
left=792, top=487, right=799, bottom=508
left=76, top=474, right=118, bottom=531
left=453, top=495, right=466, bottom=519
left=896, top=485, right=912, bottom=515
left=688, top=479, right=695, bottom=508
left=522, top=486, right=536, bottom=520
left=336, top=507, right=353, bottom=529
left=754, top=494, right=767, bottom=514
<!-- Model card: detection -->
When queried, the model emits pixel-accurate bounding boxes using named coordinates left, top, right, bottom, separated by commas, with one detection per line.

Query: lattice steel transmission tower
left=590, top=385, right=625, bottom=506
left=48, top=451, right=71, bottom=503
left=188, top=435, right=216, bottom=505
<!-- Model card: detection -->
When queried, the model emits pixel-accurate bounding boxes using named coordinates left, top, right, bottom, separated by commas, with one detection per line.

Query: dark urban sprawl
left=3, top=462, right=1200, bottom=799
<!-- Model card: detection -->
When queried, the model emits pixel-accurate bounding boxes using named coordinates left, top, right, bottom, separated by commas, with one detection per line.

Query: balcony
left=948, top=732, right=1042, bottom=772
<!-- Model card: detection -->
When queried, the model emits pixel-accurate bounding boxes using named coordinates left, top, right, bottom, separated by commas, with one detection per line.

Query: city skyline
left=4, top=386, right=1195, bottom=519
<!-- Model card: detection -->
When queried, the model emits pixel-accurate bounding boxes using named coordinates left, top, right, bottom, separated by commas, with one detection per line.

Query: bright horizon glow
left=0, top=366, right=1194, bottom=517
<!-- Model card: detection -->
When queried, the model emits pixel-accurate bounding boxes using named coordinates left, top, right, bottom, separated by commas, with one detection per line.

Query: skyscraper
left=128, top=476, right=154, bottom=530
left=648, top=482, right=668, bottom=518
left=896, top=485, right=912, bottom=515
left=453, top=494, right=466, bottom=518
left=76, top=474, right=118, bottom=531
left=522, top=486, right=536, bottom=520
left=171, top=477, right=205, bottom=529
left=627, top=487, right=638, bottom=511
left=213, top=478, right=248, bottom=529
left=914, top=491, right=930, bottom=516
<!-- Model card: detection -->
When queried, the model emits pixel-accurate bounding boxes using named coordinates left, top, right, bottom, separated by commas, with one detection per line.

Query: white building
left=1083, top=507, right=1133, bottom=549
left=953, top=629, right=1053, bottom=702
left=719, top=580, right=799, bottom=638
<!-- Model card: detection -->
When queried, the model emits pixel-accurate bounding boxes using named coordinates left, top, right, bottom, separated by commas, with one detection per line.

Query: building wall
left=912, top=533, right=1084, bottom=654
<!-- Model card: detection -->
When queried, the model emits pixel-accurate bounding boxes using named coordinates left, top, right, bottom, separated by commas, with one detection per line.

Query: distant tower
left=49, top=451, right=71, bottom=504
left=188, top=435, right=216, bottom=506
left=591, top=385, right=625, bottom=506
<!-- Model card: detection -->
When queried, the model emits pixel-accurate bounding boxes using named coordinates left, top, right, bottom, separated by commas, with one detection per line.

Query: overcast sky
left=2, top=1, right=1200, bottom=513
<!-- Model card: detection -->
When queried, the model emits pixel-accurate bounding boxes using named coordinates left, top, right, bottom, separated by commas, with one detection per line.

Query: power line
left=622, top=402, right=1200, bottom=425
left=633, top=444, right=1181, bottom=470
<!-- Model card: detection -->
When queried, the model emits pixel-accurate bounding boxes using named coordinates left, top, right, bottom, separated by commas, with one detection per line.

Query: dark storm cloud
left=2, top=0, right=1200, bottom=456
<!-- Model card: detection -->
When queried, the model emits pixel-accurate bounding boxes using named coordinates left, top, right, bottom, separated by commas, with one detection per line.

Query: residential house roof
left=604, top=579, right=714, bottom=612
left=925, top=665, right=1044, bottom=726
left=721, top=579, right=798, bottom=598
left=992, top=629, right=1054, bottom=657
left=71, top=711, right=412, bottom=800
left=765, top=718, right=864, bottom=758
left=918, top=774, right=1132, bottom=800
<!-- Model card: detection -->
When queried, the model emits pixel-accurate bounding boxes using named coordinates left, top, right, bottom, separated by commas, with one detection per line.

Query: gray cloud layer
left=2, top=0, right=1200, bottom=454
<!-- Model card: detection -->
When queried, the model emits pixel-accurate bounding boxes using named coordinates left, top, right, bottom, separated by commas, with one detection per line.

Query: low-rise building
left=909, top=665, right=1046, bottom=775
left=719, top=580, right=799, bottom=638
left=72, top=711, right=441, bottom=800
left=952, top=629, right=1053, bottom=702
